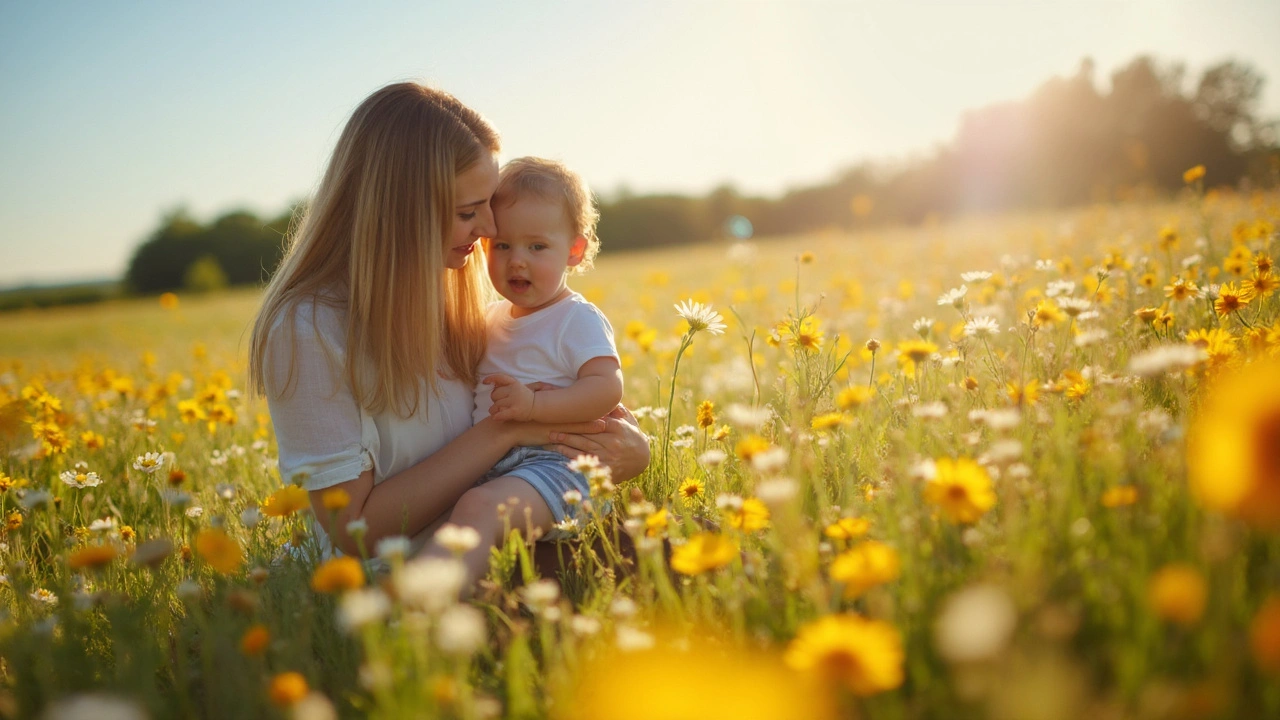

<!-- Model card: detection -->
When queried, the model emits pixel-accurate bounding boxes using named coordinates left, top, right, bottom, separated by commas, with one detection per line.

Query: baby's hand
left=484, top=374, right=537, bottom=422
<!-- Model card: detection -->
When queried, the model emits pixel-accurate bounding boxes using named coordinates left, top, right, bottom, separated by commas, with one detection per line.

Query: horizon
left=2, top=0, right=1279, bottom=288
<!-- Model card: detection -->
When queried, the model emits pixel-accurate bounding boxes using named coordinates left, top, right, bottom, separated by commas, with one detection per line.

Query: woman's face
left=445, top=152, right=500, bottom=270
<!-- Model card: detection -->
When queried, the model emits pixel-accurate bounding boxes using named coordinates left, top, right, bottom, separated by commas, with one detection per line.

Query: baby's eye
left=531, top=243, right=547, bottom=251
left=493, top=242, right=510, bottom=250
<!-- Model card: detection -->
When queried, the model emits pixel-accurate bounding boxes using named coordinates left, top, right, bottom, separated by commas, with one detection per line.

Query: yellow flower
left=240, top=624, right=271, bottom=657
left=712, top=424, right=731, bottom=442
left=724, top=498, right=770, bottom=532
left=159, top=292, right=180, bottom=309
left=1032, top=300, right=1065, bottom=327
left=177, top=399, right=206, bottom=424
left=1187, top=359, right=1280, bottom=528
left=262, top=485, right=310, bottom=518
left=734, top=435, right=771, bottom=462
left=195, top=528, right=244, bottom=575
left=1101, top=486, right=1139, bottom=508
left=784, top=614, right=904, bottom=696
left=678, top=477, right=704, bottom=502
left=68, top=543, right=119, bottom=571
left=568, top=640, right=834, bottom=720
left=829, top=541, right=900, bottom=599
left=696, top=400, right=716, bottom=429
left=80, top=431, right=105, bottom=450
left=810, top=412, right=847, bottom=432
left=898, top=339, right=937, bottom=365
left=924, top=458, right=996, bottom=524
left=645, top=508, right=668, bottom=537
left=1007, top=381, right=1039, bottom=407
left=1148, top=564, right=1207, bottom=626
left=788, top=317, right=825, bottom=353
left=836, top=385, right=873, bottom=410
left=268, top=672, right=309, bottom=707
left=309, top=556, right=366, bottom=593
left=1250, top=596, right=1280, bottom=674
left=1214, top=282, right=1251, bottom=316
left=1158, top=226, right=1179, bottom=251
left=823, top=517, right=871, bottom=540
left=7, top=511, right=22, bottom=530
left=670, top=533, right=738, bottom=575
left=1183, top=164, right=1205, bottom=183
left=1244, top=270, right=1278, bottom=300
left=321, top=488, right=350, bottom=511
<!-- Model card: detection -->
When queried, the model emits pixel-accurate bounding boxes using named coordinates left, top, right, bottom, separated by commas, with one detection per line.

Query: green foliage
left=183, top=255, right=229, bottom=293
left=125, top=205, right=296, bottom=295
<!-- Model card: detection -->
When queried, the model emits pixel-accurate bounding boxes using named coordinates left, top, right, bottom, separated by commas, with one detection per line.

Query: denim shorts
left=482, top=447, right=590, bottom=540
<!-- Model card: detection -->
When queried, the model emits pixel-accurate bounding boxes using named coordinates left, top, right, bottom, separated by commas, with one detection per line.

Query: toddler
left=427, top=157, right=623, bottom=585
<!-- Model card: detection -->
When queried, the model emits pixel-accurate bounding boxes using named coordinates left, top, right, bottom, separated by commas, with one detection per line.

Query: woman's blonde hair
left=492, top=157, right=601, bottom=273
left=249, top=82, right=499, bottom=417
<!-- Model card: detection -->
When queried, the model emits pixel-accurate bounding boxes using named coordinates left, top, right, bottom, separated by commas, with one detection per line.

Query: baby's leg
left=421, top=476, right=555, bottom=592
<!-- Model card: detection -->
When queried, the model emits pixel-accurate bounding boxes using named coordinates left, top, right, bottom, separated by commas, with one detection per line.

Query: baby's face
left=487, top=196, right=584, bottom=317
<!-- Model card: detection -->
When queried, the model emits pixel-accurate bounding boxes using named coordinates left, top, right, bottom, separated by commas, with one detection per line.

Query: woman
left=248, top=82, right=649, bottom=558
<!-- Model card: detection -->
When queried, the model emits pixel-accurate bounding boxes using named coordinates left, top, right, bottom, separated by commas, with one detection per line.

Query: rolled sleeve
left=265, top=303, right=373, bottom=491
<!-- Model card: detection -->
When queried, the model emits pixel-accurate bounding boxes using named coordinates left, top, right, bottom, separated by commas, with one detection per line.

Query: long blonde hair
left=250, top=82, right=498, bottom=417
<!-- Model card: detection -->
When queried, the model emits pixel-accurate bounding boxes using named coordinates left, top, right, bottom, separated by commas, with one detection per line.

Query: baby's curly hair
left=492, top=157, right=601, bottom=273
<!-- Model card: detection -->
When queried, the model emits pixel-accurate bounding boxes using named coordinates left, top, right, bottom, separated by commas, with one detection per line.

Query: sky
left=2, top=0, right=1279, bottom=288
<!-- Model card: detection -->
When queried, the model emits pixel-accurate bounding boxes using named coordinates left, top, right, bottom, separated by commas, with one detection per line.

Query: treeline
left=123, top=54, right=1278, bottom=294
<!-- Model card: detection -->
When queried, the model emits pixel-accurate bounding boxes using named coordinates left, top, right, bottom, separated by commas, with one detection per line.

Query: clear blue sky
left=2, top=0, right=1278, bottom=287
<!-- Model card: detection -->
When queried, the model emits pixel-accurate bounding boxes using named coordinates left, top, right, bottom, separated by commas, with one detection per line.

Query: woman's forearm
left=314, top=419, right=516, bottom=555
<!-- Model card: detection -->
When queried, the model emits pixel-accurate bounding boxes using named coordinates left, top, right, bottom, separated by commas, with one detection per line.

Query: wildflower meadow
left=2, top=178, right=1279, bottom=719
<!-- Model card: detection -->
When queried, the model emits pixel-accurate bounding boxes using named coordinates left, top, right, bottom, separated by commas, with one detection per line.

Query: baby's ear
left=567, top=235, right=588, bottom=266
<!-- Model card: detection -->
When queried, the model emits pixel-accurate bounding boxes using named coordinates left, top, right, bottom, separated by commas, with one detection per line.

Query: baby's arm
left=486, top=356, right=623, bottom=423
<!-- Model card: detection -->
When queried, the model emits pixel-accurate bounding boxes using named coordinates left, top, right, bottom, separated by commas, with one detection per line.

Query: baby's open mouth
left=508, top=278, right=531, bottom=292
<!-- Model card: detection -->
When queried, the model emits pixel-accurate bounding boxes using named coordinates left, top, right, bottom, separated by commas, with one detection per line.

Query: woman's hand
left=545, top=405, right=651, bottom=482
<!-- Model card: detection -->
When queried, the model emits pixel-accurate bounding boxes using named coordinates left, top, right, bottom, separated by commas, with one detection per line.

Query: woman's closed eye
left=457, top=211, right=477, bottom=221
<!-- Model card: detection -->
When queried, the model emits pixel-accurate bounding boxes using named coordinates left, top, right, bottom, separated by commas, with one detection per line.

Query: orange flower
left=262, top=485, right=310, bottom=517
left=241, top=624, right=271, bottom=656
left=310, top=556, right=365, bottom=593
left=269, top=672, right=309, bottom=707
left=195, top=528, right=244, bottom=575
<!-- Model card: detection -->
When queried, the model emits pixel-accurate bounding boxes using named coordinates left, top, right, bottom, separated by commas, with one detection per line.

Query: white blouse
left=264, top=297, right=474, bottom=552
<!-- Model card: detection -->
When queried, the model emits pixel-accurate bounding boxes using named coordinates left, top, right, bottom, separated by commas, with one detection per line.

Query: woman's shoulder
left=268, top=290, right=348, bottom=337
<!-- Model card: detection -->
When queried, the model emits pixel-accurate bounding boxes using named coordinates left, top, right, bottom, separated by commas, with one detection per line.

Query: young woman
left=248, top=82, right=649, bottom=558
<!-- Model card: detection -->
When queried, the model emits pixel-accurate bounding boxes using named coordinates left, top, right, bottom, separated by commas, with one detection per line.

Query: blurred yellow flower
left=1032, top=300, right=1065, bottom=327
left=159, top=292, right=180, bottom=309
left=320, top=488, right=350, bottom=511
left=195, top=528, right=243, bottom=575
left=1183, top=164, right=1205, bottom=183
left=823, top=517, right=870, bottom=540
left=1187, top=360, right=1280, bottom=528
left=784, top=614, right=904, bottom=696
left=724, top=498, right=770, bottom=532
left=645, top=508, right=668, bottom=537
left=262, top=486, right=310, bottom=518
left=1148, top=564, right=1206, bottom=626
left=924, top=458, right=996, bottom=524
left=836, top=385, right=873, bottom=409
left=268, top=672, right=309, bottom=707
left=1214, top=282, right=1251, bottom=317
left=310, top=556, right=365, bottom=593
left=810, top=413, right=847, bottom=432
left=670, top=533, right=738, bottom=576
left=68, top=543, right=119, bottom=571
left=829, top=541, right=900, bottom=599
left=735, top=435, right=771, bottom=462
left=1100, top=486, right=1138, bottom=508
left=80, top=430, right=105, bottom=450
left=567, top=640, right=833, bottom=720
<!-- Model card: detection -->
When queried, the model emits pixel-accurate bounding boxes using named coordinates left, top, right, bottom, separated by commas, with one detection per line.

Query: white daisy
left=60, top=470, right=102, bottom=488
left=964, top=317, right=1000, bottom=337
left=960, top=271, right=992, bottom=283
left=132, top=452, right=165, bottom=474
left=937, top=285, right=968, bottom=307
left=674, top=299, right=727, bottom=336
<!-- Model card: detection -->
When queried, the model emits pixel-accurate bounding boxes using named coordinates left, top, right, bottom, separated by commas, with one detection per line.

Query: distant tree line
left=124, top=54, right=1278, bottom=293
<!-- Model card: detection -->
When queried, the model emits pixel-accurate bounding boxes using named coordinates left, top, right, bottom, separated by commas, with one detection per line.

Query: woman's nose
left=474, top=206, right=496, bottom=239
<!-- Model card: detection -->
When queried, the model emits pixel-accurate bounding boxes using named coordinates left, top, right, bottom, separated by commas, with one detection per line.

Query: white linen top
left=264, top=296, right=474, bottom=554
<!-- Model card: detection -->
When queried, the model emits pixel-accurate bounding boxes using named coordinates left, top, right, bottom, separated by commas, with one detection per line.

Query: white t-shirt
left=473, top=291, right=619, bottom=425
left=264, top=296, right=473, bottom=554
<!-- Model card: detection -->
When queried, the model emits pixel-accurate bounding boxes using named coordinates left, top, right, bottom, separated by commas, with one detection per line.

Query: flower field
left=2, top=182, right=1279, bottom=719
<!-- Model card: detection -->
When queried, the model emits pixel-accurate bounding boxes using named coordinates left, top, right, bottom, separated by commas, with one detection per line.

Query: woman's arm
left=313, top=417, right=606, bottom=556
left=543, top=405, right=651, bottom=483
